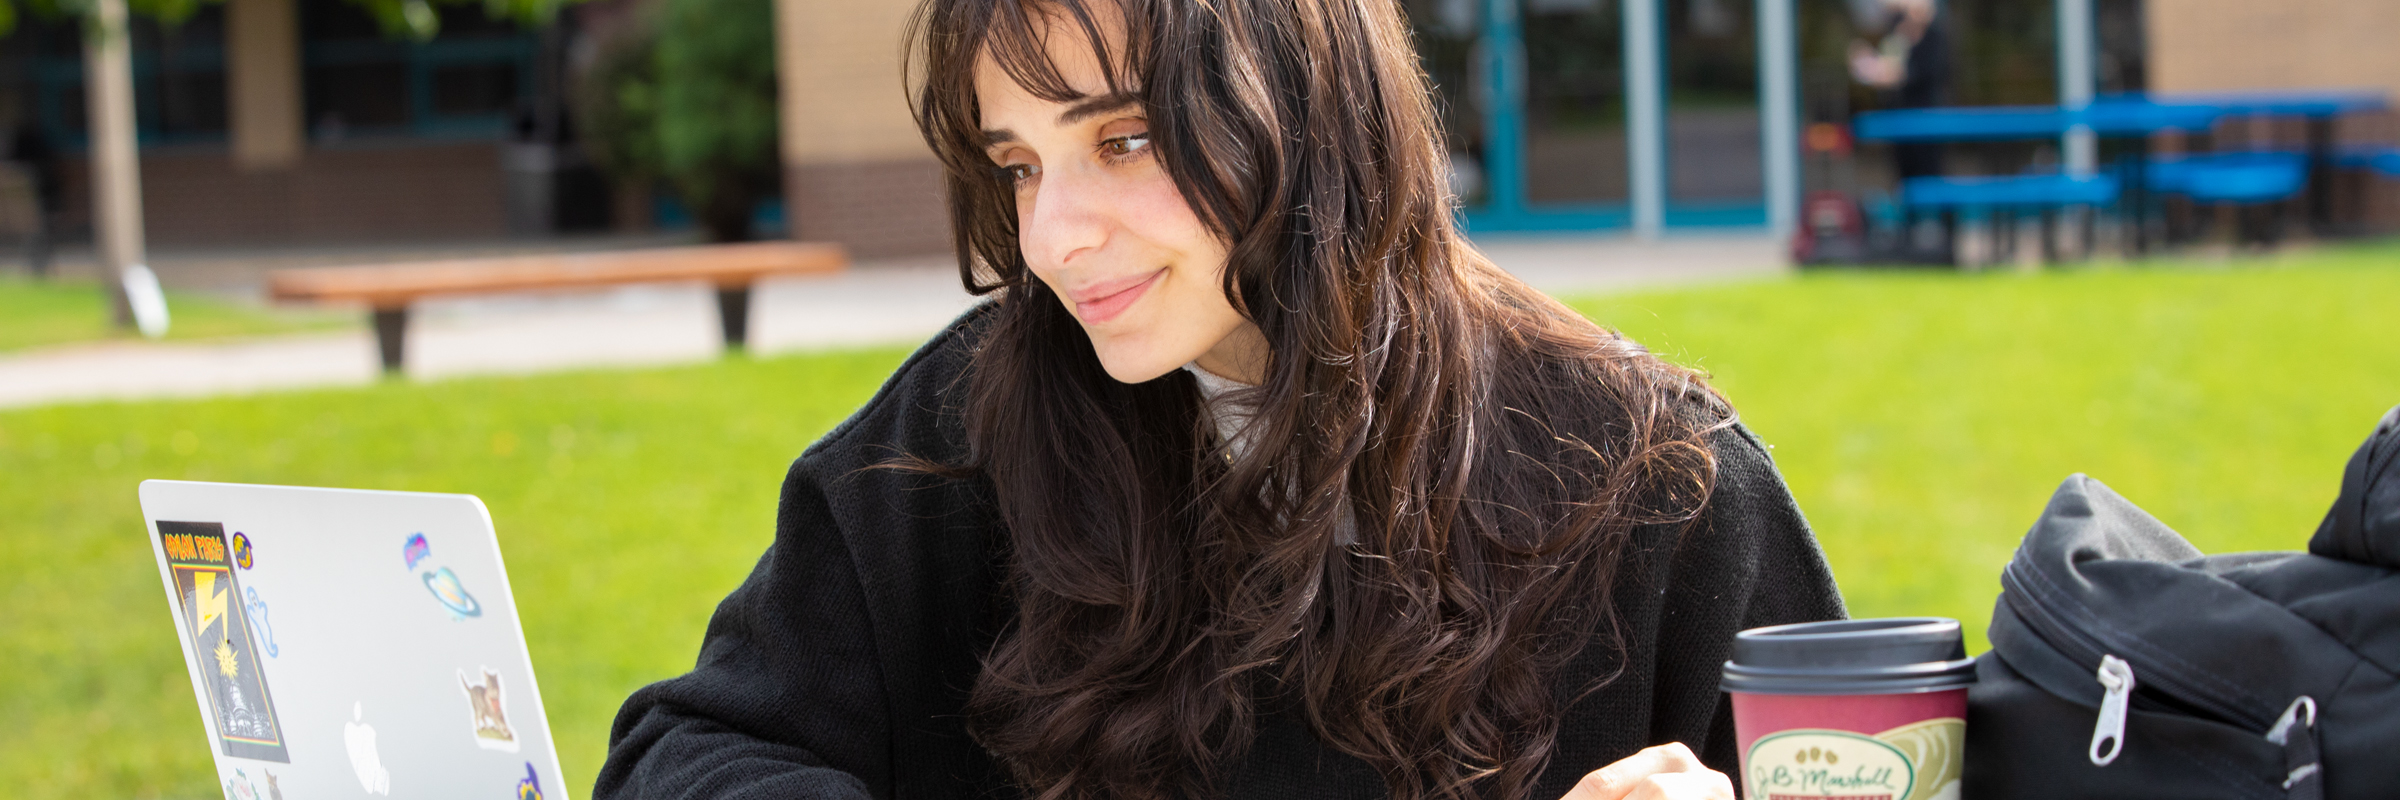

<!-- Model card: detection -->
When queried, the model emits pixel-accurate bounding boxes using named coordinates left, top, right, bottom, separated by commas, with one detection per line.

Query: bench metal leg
left=2307, top=117, right=2335, bottom=236
left=716, top=285, right=752, bottom=353
left=372, top=306, right=408, bottom=376
left=2073, top=206, right=2092, bottom=260
left=2040, top=208, right=2059, bottom=264
left=1980, top=209, right=2013, bottom=269
left=1941, top=210, right=1959, bottom=267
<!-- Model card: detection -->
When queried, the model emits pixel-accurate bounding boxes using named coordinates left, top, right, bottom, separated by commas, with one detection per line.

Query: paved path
left=0, top=234, right=1784, bottom=409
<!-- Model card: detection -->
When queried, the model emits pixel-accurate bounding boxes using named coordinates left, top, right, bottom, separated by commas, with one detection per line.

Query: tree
left=574, top=0, right=779, bottom=243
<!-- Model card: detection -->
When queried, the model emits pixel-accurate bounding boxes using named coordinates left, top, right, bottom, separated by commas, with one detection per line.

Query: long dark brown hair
left=907, top=1, right=1729, bottom=799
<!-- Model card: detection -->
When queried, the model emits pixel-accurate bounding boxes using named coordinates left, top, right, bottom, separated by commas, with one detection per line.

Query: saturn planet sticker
left=422, top=567, right=482, bottom=620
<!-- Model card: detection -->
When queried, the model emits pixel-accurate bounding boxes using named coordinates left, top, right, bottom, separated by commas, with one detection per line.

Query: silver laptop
left=139, top=480, right=570, bottom=800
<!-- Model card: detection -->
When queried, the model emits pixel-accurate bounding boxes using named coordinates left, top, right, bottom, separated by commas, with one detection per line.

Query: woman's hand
left=1560, top=742, right=1735, bottom=800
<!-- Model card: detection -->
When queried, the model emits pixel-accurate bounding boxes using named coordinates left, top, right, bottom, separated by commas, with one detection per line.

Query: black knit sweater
left=596, top=304, right=1846, bottom=800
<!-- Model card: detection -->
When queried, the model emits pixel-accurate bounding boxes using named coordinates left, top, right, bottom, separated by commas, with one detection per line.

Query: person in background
left=1849, top=0, right=1951, bottom=258
left=596, top=1, right=1846, bottom=799
left=1849, top=0, right=1950, bottom=182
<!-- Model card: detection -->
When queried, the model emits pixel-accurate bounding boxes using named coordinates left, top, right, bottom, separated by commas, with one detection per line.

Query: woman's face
left=975, top=13, right=1266, bottom=385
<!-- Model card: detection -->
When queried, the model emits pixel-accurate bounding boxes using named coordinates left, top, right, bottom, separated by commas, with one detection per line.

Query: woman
left=596, top=0, right=1843, bottom=798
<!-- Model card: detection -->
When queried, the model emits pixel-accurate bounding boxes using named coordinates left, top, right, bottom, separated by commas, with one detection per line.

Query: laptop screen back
left=140, top=480, right=568, bottom=800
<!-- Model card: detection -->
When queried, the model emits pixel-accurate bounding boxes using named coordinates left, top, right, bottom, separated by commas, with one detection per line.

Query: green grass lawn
left=1574, top=244, right=2400, bottom=648
left=0, top=276, right=351, bottom=352
left=3, top=243, right=2396, bottom=799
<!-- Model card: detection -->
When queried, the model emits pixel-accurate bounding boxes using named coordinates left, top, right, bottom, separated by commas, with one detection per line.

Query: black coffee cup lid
left=1720, top=617, right=1977, bottom=695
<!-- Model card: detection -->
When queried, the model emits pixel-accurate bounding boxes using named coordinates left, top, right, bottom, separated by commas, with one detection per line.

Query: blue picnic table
left=2132, top=90, right=2388, bottom=119
left=1852, top=90, right=2390, bottom=253
left=1852, top=100, right=2218, bottom=143
left=2139, top=91, right=2391, bottom=237
left=1850, top=100, right=2213, bottom=261
left=1853, top=91, right=2386, bottom=143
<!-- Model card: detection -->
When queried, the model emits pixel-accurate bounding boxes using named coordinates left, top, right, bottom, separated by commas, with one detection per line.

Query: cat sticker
left=458, top=666, right=520, bottom=752
left=160, top=521, right=289, bottom=763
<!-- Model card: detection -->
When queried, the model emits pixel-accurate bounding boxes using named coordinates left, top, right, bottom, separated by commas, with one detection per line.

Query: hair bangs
left=986, top=0, right=1143, bottom=105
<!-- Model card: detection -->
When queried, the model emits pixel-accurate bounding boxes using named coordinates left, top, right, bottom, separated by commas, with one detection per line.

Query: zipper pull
left=2089, top=654, right=2136, bottom=766
left=2267, top=696, right=2322, bottom=798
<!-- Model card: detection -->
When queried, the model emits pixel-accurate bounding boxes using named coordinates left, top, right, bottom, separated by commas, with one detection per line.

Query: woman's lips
left=1070, top=269, right=1165, bottom=324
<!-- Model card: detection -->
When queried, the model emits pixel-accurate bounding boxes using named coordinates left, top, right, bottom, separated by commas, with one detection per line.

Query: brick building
left=2148, top=0, right=2400, bottom=101
left=772, top=0, right=948, bottom=258
left=2144, top=0, right=2400, bottom=224
left=3, top=0, right=2390, bottom=259
left=0, top=0, right=589, bottom=248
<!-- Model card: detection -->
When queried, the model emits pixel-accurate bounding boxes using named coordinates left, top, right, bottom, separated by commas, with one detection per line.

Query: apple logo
left=344, top=701, right=392, bottom=795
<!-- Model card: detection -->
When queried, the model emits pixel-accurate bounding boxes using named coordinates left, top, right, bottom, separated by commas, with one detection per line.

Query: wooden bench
left=268, top=241, right=849, bottom=373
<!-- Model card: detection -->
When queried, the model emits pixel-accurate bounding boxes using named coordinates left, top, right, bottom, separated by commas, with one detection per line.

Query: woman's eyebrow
left=981, top=92, right=1142, bottom=150
left=1056, top=92, right=1141, bottom=126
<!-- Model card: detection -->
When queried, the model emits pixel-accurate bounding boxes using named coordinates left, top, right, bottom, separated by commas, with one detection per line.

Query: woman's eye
left=1099, top=133, right=1152, bottom=160
left=995, top=163, right=1040, bottom=186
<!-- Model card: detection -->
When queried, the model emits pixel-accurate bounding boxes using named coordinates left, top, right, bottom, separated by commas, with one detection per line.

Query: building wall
left=56, top=143, right=510, bottom=245
left=2148, top=0, right=2400, bottom=229
left=227, top=0, right=304, bottom=170
left=774, top=0, right=949, bottom=258
left=2148, top=0, right=2400, bottom=100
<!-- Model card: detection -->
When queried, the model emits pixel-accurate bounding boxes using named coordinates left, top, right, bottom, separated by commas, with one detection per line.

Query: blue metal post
left=1624, top=0, right=1666, bottom=239
left=1478, top=0, right=1527, bottom=216
left=2058, top=0, right=2097, bottom=176
left=1757, top=0, right=1800, bottom=241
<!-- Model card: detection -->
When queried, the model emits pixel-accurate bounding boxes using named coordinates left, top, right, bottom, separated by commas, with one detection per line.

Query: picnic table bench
left=268, top=241, right=849, bottom=374
left=1900, top=174, right=2120, bottom=263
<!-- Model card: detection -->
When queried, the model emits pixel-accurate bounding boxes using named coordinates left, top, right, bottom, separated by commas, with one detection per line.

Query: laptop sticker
left=424, top=566, right=484, bottom=619
left=263, top=769, right=284, bottom=800
left=224, top=767, right=259, bottom=800
left=243, top=587, right=279, bottom=658
left=345, top=701, right=393, bottom=795
left=403, top=533, right=431, bottom=570
left=230, top=532, right=254, bottom=570
left=160, top=521, right=290, bottom=763
left=516, top=762, right=546, bottom=800
left=458, top=666, right=521, bottom=752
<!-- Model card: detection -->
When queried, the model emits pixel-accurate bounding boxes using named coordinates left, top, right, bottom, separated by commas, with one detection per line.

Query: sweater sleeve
left=594, top=305, right=1007, bottom=800
left=1647, top=422, right=1848, bottom=777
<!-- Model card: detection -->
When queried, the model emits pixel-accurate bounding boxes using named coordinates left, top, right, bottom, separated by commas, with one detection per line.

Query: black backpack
left=1962, top=406, right=2400, bottom=800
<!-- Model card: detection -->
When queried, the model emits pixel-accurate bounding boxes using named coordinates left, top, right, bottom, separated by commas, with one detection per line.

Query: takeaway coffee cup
left=1720, top=618, right=1977, bottom=800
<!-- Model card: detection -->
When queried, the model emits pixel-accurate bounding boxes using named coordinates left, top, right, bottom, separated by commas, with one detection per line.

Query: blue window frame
left=17, top=0, right=538, bottom=149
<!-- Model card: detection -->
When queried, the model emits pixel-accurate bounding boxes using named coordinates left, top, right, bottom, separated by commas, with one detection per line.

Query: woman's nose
left=1019, top=165, right=1110, bottom=269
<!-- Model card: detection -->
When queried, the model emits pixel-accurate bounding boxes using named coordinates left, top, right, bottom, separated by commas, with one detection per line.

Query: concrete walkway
left=0, top=234, right=1785, bottom=409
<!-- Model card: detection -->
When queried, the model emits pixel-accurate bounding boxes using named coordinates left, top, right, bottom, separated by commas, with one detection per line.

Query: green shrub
left=577, top=0, right=780, bottom=242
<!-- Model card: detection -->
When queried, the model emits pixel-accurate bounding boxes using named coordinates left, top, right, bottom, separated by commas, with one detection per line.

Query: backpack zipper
left=2089, top=655, right=2134, bottom=766
left=2002, top=561, right=2275, bottom=733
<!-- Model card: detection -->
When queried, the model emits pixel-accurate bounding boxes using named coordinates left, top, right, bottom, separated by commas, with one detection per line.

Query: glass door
left=1664, top=0, right=1767, bottom=224
left=1522, top=0, right=1629, bottom=213
left=1406, top=0, right=1630, bottom=231
left=1402, top=0, right=1483, bottom=205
